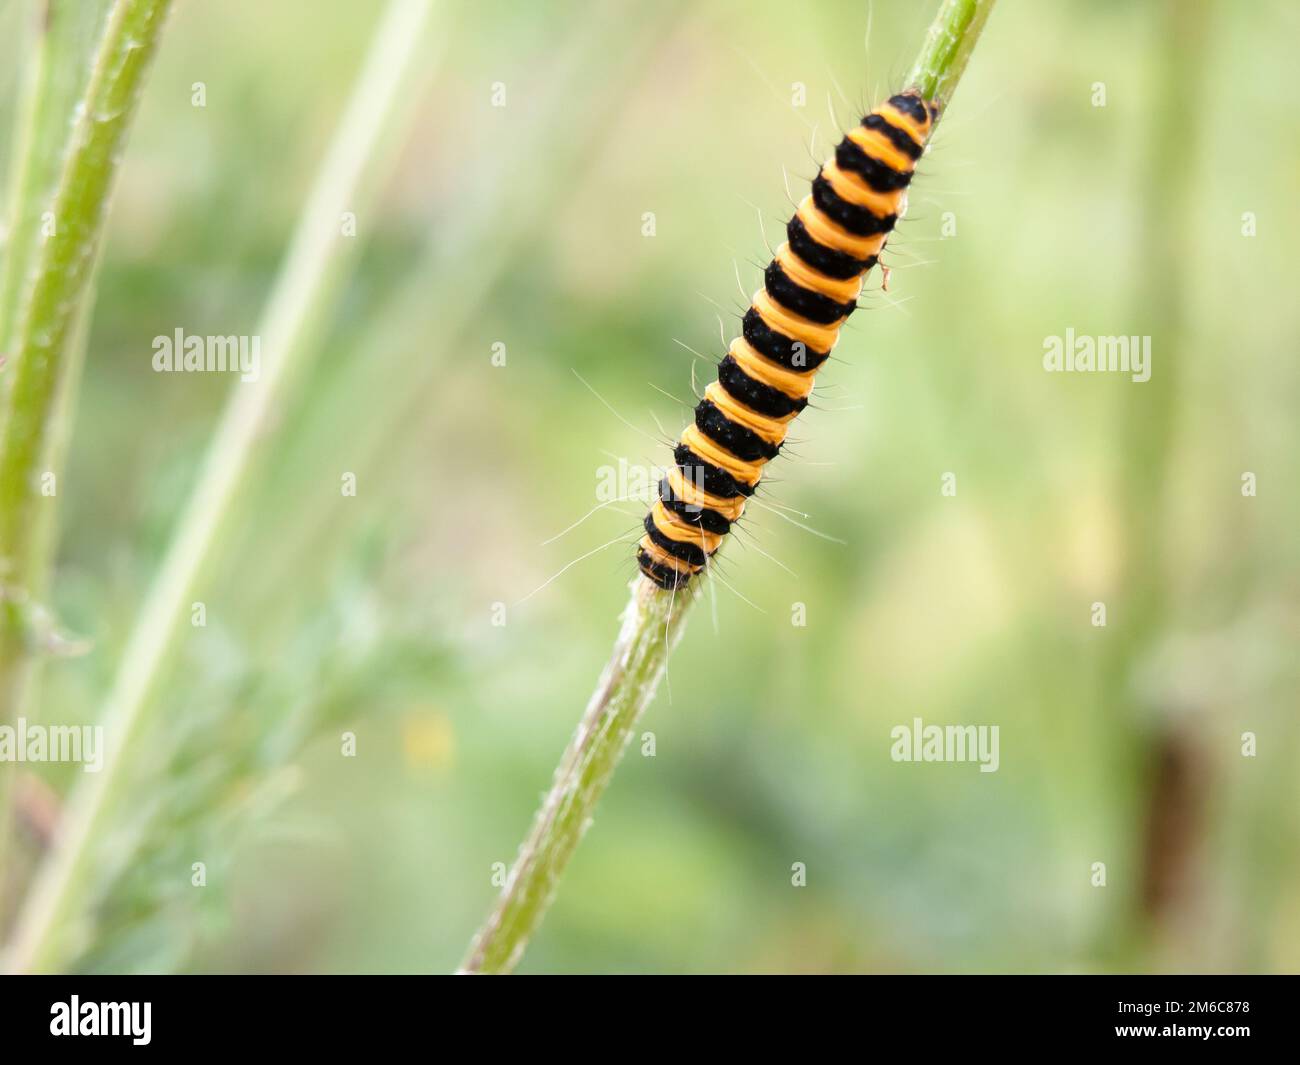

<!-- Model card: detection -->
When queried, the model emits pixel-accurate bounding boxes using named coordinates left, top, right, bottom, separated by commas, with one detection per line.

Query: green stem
left=0, top=0, right=167, bottom=716
left=0, top=0, right=152, bottom=919
left=0, top=5, right=51, bottom=359
left=7, top=2, right=114, bottom=592
left=460, top=0, right=998, bottom=976
left=0, top=1, right=112, bottom=354
left=906, top=0, right=996, bottom=110
left=3, top=0, right=439, bottom=974
left=461, top=578, right=700, bottom=974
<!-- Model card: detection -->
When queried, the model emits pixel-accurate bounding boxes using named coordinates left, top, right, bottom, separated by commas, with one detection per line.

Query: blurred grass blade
left=4, top=0, right=440, bottom=974
left=241, top=0, right=684, bottom=592
left=460, top=0, right=999, bottom=975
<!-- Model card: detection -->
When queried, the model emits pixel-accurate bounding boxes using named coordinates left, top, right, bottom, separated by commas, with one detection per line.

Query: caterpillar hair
left=637, top=90, right=939, bottom=590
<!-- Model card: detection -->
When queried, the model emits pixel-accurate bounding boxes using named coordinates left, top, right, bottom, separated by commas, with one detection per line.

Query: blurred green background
left=1, top=0, right=1296, bottom=973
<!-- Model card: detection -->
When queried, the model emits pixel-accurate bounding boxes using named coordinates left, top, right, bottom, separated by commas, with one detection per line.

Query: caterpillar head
left=885, top=90, right=940, bottom=139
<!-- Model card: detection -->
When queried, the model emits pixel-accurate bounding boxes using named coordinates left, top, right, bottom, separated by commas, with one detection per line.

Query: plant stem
left=0, top=2, right=112, bottom=355
left=461, top=578, right=700, bottom=974
left=906, top=0, right=996, bottom=110
left=460, top=0, right=998, bottom=976
left=3, top=0, right=439, bottom=974
left=0, top=0, right=168, bottom=714
left=4, top=4, right=113, bottom=576
left=0, top=5, right=53, bottom=360
left=0, top=0, right=155, bottom=917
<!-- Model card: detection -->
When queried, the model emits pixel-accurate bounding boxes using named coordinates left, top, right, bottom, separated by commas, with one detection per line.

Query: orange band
left=846, top=124, right=915, bottom=174
left=704, top=381, right=791, bottom=446
left=639, top=535, right=700, bottom=575
left=820, top=161, right=904, bottom=219
left=666, top=466, right=747, bottom=520
left=679, top=424, right=764, bottom=486
left=651, top=501, right=724, bottom=553
left=796, top=196, right=888, bottom=260
left=752, top=288, right=843, bottom=353
left=879, top=100, right=931, bottom=146
left=776, top=241, right=864, bottom=304
left=728, top=337, right=815, bottom=400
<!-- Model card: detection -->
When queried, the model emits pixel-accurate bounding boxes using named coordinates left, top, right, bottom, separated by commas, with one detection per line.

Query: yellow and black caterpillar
left=637, top=90, right=939, bottom=589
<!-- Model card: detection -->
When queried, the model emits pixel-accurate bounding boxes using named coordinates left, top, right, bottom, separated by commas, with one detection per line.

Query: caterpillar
left=636, top=90, right=939, bottom=590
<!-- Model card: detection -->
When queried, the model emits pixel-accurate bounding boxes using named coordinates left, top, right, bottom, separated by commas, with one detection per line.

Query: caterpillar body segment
left=637, top=91, right=938, bottom=589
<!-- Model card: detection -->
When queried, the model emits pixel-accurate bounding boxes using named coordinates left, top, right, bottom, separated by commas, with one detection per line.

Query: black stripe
left=861, top=112, right=923, bottom=159
left=765, top=257, right=856, bottom=324
left=674, top=441, right=754, bottom=498
left=887, top=92, right=929, bottom=124
left=659, top=477, right=731, bottom=535
left=786, top=215, right=876, bottom=280
left=718, top=354, right=807, bottom=418
left=811, top=172, right=896, bottom=239
left=695, top=398, right=778, bottom=462
left=743, top=307, right=829, bottom=372
left=835, top=134, right=912, bottom=192
left=637, top=546, right=691, bottom=589
left=644, top=511, right=709, bottom=566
